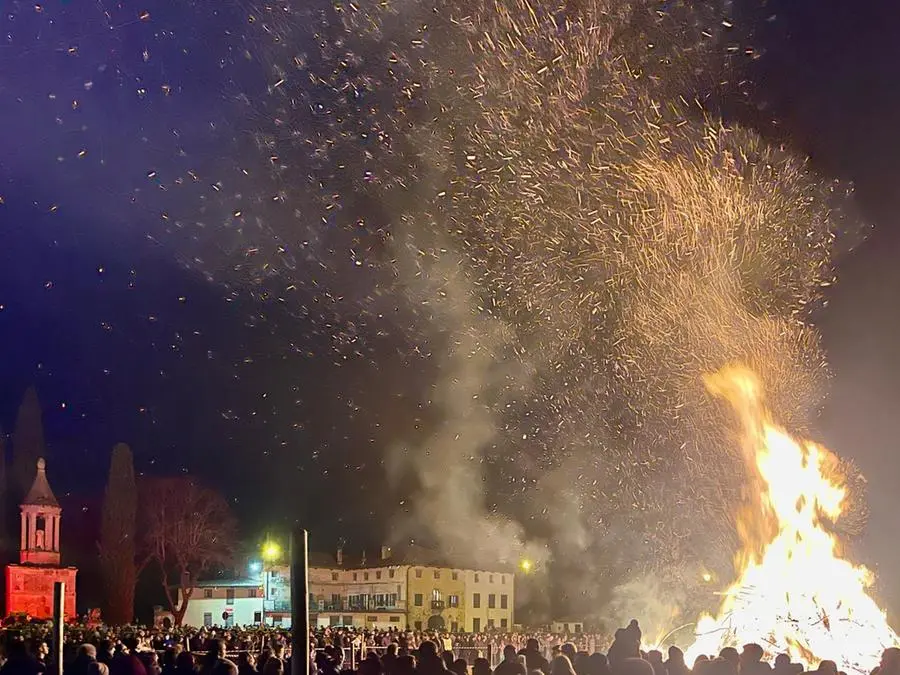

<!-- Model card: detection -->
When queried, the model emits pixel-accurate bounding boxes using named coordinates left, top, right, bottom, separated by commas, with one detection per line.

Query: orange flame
left=683, top=365, right=897, bottom=672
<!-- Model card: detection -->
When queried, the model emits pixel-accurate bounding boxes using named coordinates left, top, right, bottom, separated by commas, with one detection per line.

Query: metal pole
left=53, top=582, right=65, bottom=675
left=290, top=528, right=309, bottom=675
left=261, top=566, right=267, bottom=629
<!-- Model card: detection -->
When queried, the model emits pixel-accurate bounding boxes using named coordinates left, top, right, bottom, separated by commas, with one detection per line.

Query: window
left=451, top=621, right=458, bottom=633
left=332, top=572, right=339, bottom=581
left=448, top=595, right=459, bottom=608
left=342, top=616, right=353, bottom=625
left=390, top=616, right=400, bottom=623
left=389, top=569, right=395, bottom=579
left=248, top=588, right=258, bottom=599
left=432, top=589, right=442, bottom=602
left=203, top=589, right=213, bottom=599
left=451, top=571, right=458, bottom=581
left=501, top=575, right=506, bottom=585
left=487, top=618, right=495, bottom=629
left=489, top=574, right=494, bottom=583
left=415, top=621, right=423, bottom=631
left=330, top=616, right=341, bottom=626
left=376, top=571, right=382, bottom=580
left=415, top=569, right=422, bottom=578
left=500, top=618, right=508, bottom=630
left=353, top=573, right=358, bottom=581
left=575, top=624, right=583, bottom=633
left=434, top=570, right=440, bottom=579
left=474, top=573, right=480, bottom=583
left=472, top=593, right=481, bottom=609
left=500, top=594, right=508, bottom=610
left=472, top=618, right=481, bottom=632
left=226, top=589, right=235, bottom=606
left=488, top=594, right=496, bottom=609
left=389, top=593, right=398, bottom=607
left=414, top=594, right=423, bottom=607
left=364, top=572, right=370, bottom=581
left=367, top=616, right=377, bottom=622
left=203, top=613, right=212, bottom=628
left=254, top=611, right=262, bottom=624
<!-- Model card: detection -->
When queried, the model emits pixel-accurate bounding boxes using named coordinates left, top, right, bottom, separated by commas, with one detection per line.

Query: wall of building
left=406, top=566, right=466, bottom=633
left=309, top=564, right=409, bottom=613
left=314, top=611, right=407, bottom=629
left=179, top=583, right=264, bottom=628
left=463, top=570, right=514, bottom=632
left=181, top=596, right=263, bottom=628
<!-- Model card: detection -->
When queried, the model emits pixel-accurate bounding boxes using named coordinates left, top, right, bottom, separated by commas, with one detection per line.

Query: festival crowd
left=0, top=619, right=897, bottom=675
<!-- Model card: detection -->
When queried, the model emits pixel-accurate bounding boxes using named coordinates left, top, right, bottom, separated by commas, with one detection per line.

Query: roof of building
left=309, top=543, right=516, bottom=574
left=22, top=458, right=59, bottom=508
left=194, top=577, right=262, bottom=588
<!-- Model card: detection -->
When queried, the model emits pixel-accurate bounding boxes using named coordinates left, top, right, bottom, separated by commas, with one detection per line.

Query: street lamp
left=260, top=541, right=282, bottom=627
left=519, top=559, right=533, bottom=574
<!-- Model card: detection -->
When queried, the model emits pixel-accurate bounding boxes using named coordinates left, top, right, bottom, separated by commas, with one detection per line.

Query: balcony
left=264, top=600, right=292, bottom=613
left=430, top=600, right=445, bottom=611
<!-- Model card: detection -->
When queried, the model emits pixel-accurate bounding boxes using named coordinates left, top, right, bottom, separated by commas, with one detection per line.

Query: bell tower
left=19, top=458, right=61, bottom=565
left=5, top=457, right=77, bottom=618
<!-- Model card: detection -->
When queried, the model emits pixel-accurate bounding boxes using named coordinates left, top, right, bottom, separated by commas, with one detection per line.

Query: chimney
left=336, top=547, right=343, bottom=567
left=381, top=545, right=392, bottom=561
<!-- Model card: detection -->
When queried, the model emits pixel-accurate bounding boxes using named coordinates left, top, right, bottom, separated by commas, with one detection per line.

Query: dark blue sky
left=3, top=0, right=900, bottom=612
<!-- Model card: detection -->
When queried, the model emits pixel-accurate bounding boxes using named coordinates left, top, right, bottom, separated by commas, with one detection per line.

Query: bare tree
left=139, top=477, right=237, bottom=626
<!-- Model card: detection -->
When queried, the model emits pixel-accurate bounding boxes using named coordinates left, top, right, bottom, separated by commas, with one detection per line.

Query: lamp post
left=261, top=541, right=283, bottom=629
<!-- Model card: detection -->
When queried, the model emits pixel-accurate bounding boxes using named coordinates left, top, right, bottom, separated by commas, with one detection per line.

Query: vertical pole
left=261, top=567, right=267, bottom=629
left=53, top=582, right=65, bottom=675
left=290, top=528, right=309, bottom=675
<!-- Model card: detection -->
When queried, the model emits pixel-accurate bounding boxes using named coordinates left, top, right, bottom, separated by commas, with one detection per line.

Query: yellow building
left=406, top=565, right=467, bottom=632
left=300, top=547, right=513, bottom=632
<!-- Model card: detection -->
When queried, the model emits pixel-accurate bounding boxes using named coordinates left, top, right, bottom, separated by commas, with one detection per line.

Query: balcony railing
left=264, top=600, right=292, bottom=613
left=431, top=601, right=445, bottom=611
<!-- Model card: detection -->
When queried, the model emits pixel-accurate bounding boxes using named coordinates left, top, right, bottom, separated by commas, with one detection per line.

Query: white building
left=463, top=569, right=514, bottom=633
left=178, top=578, right=267, bottom=628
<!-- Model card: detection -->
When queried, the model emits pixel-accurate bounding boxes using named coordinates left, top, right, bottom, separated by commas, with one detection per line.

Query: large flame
left=682, top=365, right=897, bottom=673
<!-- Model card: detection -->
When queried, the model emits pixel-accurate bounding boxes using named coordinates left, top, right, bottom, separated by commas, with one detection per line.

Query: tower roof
left=22, top=458, right=59, bottom=508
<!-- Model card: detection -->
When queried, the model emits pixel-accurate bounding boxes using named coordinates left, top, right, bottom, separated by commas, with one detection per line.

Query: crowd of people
left=0, top=620, right=896, bottom=675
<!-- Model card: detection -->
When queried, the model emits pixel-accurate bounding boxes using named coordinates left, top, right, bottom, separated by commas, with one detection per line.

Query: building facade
left=406, top=565, right=466, bottom=633
left=463, top=569, right=514, bottom=633
left=173, top=549, right=513, bottom=631
left=178, top=579, right=264, bottom=628
left=5, top=458, right=78, bottom=619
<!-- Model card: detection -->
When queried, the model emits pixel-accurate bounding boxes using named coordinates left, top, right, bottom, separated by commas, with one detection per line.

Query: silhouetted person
left=551, top=656, right=577, bottom=675
left=111, top=638, right=147, bottom=675
left=1, top=640, right=44, bottom=675
left=201, top=640, right=237, bottom=675
left=497, top=646, right=528, bottom=675
left=665, top=647, right=690, bottom=675
left=70, top=645, right=100, bottom=675
left=472, top=658, right=491, bottom=675
left=383, top=644, right=399, bottom=675
left=590, top=653, right=612, bottom=675
left=415, top=641, right=448, bottom=675
left=647, top=651, right=666, bottom=675
left=738, top=645, right=769, bottom=675
left=523, top=639, right=550, bottom=675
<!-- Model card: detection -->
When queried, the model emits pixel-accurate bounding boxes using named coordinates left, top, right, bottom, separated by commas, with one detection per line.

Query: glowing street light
left=249, top=561, right=262, bottom=575
left=701, top=572, right=712, bottom=583
left=520, top=559, right=533, bottom=574
left=262, top=541, right=282, bottom=562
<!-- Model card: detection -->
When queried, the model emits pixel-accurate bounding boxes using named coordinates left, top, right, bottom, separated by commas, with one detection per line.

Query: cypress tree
left=12, top=386, right=45, bottom=502
left=99, top=443, right=137, bottom=625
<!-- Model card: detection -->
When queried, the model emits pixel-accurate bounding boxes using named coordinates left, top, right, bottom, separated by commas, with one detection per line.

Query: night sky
left=3, top=0, right=900, bottom=615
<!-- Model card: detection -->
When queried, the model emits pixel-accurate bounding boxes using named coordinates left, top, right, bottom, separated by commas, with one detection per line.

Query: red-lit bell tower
left=5, top=459, right=77, bottom=619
